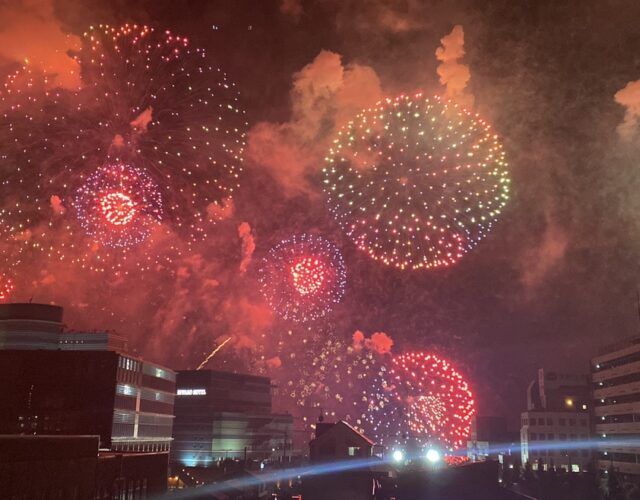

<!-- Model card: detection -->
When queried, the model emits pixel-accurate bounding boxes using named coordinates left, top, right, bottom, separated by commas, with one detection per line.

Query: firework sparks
left=259, top=234, right=346, bottom=322
left=365, top=352, right=475, bottom=451
left=0, top=24, right=247, bottom=272
left=74, top=162, right=162, bottom=248
left=323, top=93, right=510, bottom=271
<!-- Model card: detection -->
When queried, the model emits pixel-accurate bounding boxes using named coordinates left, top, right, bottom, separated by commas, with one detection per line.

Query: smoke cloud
left=130, top=106, right=154, bottom=134
left=237, top=222, right=255, bottom=274
left=207, top=197, right=235, bottom=222
left=352, top=330, right=394, bottom=355
left=0, top=0, right=81, bottom=89
left=280, top=0, right=302, bottom=21
left=247, top=50, right=382, bottom=195
left=49, top=195, right=66, bottom=215
left=614, top=79, right=640, bottom=140
left=520, top=215, right=569, bottom=294
left=435, top=25, right=473, bottom=108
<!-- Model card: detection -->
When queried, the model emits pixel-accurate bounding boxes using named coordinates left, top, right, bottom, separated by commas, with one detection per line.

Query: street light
left=392, top=450, right=405, bottom=462
left=426, top=449, right=441, bottom=464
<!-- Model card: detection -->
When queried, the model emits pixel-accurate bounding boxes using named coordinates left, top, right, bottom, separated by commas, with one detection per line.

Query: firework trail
left=197, top=336, right=232, bottom=370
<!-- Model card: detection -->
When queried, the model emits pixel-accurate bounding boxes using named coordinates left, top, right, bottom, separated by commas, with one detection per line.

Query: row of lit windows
left=522, top=417, right=588, bottom=427
left=528, top=449, right=590, bottom=458
left=118, top=356, right=141, bottom=372
left=141, top=388, right=174, bottom=404
left=596, top=392, right=640, bottom=407
left=593, top=349, right=640, bottom=373
left=594, top=371, right=640, bottom=390
left=599, top=451, right=640, bottom=463
left=598, top=413, right=640, bottom=424
left=143, top=363, right=176, bottom=382
left=116, top=383, right=139, bottom=398
left=112, top=441, right=170, bottom=453
left=528, top=433, right=588, bottom=441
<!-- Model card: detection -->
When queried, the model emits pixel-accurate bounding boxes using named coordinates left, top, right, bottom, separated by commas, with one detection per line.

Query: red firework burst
left=74, top=162, right=162, bottom=248
left=100, top=192, right=137, bottom=226
left=290, top=257, right=327, bottom=296
left=366, top=352, right=475, bottom=451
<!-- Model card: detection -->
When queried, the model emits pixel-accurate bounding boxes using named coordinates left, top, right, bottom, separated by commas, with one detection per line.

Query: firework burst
left=0, top=24, right=246, bottom=277
left=323, top=93, right=510, bottom=271
left=75, top=162, right=162, bottom=248
left=366, top=352, right=475, bottom=451
left=258, top=234, right=346, bottom=322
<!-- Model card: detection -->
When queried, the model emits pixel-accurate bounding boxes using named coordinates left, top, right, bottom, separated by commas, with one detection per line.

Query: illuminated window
left=348, top=447, right=361, bottom=457
left=565, top=398, right=574, bottom=408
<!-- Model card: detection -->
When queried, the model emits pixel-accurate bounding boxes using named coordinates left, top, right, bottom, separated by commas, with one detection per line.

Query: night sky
left=2, top=0, right=640, bottom=427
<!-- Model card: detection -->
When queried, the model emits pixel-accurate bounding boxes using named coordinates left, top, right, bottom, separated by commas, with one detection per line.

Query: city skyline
left=1, top=0, right=640, bottom=443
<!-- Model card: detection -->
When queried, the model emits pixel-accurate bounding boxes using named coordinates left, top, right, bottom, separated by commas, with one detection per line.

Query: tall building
left=520, top=369, right=592, bottom=471
left=171, top=369, right=293, bottom=467
left=592, top=336, right=640, bottom=480
left=0, top=303, right=175, bottom=453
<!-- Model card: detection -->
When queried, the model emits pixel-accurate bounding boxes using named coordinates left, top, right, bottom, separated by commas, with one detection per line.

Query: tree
left=607, top=467, right=625, bottom=500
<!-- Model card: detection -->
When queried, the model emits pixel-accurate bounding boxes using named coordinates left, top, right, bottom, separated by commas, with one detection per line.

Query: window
left=348, top=447, right=361, bottom=457
left=569, top=419, right=576, bottom=426
left=530, top=433, right=537, bottom=441
left=559, top=433, right=567, bottom=440
left=559, top=418, right=566, bottom=426
left=580, top=420, right=587, bottom=426
left=530, top=418, right=536, bottom=426
left=547, top=418, right=553, bottom=426
left=548, top=434, right=554, bottom=440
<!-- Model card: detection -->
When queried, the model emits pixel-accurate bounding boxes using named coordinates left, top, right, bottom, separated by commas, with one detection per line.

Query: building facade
left=592, top=336, right=640, bottom=479
left=0, top=435, right=169, bottom=498
left=0, top=303, right=176, bottom=453
left=171, top=370, right=293, bottom=467
left=520, top=369, right=592, bottom=471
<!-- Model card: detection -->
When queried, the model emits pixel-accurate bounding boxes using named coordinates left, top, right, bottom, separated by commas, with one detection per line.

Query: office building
left=0, top=435, right=168, bottom=498
left=520, top=369, right=591, bottom=471
left=171, top=369, right=293, bottom=467
left=0, top=302, right=176, bottom=453
left=592, top=336, right=640, bottom=480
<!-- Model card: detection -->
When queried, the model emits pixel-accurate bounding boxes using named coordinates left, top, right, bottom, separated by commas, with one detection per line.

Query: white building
left=520, top=369, right=592, bottom=471
left=592, top=336, right=640, bottom=479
